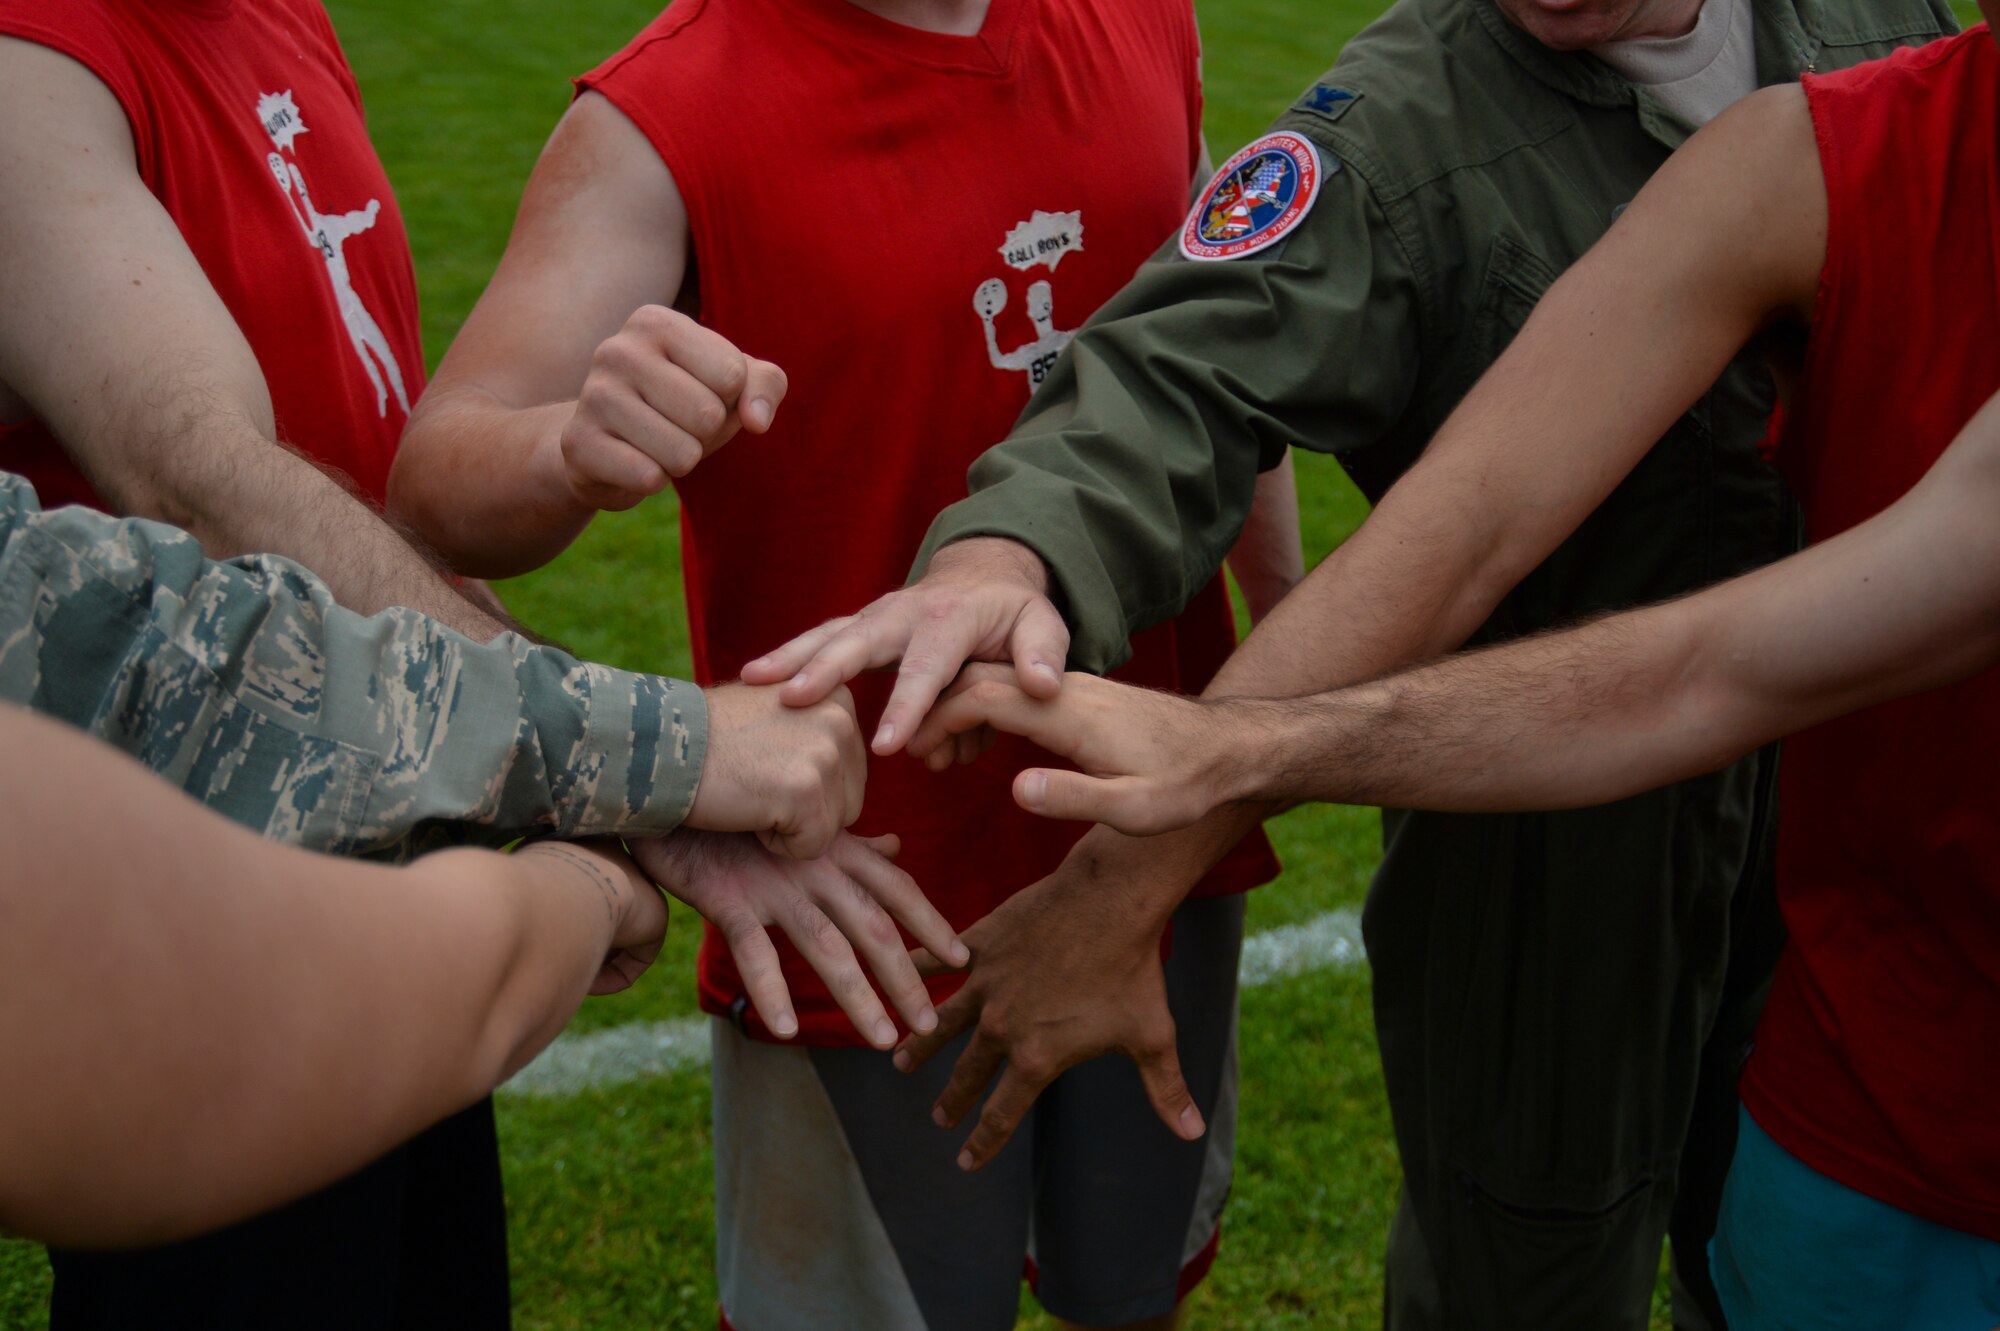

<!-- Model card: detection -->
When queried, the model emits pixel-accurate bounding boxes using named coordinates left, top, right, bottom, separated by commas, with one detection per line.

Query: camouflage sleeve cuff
left=0, top=474, right=709, bottom=857
left=547, top=662, right=707, bottom=838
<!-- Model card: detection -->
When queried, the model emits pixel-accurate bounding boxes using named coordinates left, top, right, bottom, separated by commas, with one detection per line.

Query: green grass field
left=21, top=0, right=1979, bottom=1325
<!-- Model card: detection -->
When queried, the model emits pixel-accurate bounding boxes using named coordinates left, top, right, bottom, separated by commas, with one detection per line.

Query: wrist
left=929, top=536, right=1049, bottom=596
left=1061, top=824, right=1196, bottom=932
left=1205, top=697, right=1301, bottom=806
left=531, top=416, right=592, bottom=515
left=513, top=840, right=631, bottom=937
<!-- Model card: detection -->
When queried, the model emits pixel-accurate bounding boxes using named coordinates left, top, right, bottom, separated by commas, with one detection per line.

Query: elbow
left=87, top=465, right=229, bottom=554
left=1438, top=547, right=1537, bottom=657
left=384, top=444, right=455, bottom=561
left=1659, top=643, right=1769, bottom=782
left=384, top=452, right=501, bottom=580
left=387, top=421, right=571, bottom=582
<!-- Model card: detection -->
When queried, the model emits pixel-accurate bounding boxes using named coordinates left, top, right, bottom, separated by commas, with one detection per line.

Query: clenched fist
left=688, top=682, right=868, bottom=858
left=560, top=305, right=788, bottom=509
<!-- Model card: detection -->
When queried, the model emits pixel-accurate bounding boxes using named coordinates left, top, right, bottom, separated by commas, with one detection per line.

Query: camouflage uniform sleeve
left=914, top=124, right=1421, bottom=674
left=0, top=476, right=705, bottom=859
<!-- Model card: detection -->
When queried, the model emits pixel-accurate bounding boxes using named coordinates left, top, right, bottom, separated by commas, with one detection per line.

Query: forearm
left=98, top=410, right=514, bottom=640
left=391, top=384, right=596, bottom=578
left=1232, top=603, right=1711, bottom=812
left=0, top=45, right=508, bottom=644
left=916, top=346, right=1270, bottom=674
left=0, top=844, right=625, bottom=1248
left=915, top=148, right=1420, bottom=673
left=0, top=477, right=706, bottom=853
left=1200, top=483, right=1514, bottom=704
left=1199, top=90, right=1827, bottom=708
left=437, top=841, right=643, bottom=1084
left=1233, top=395, right=2000, bottom=814
left=1225, top=450, right=1304, bottom=623
left=1051, top=817, right=1261, bottom=932
left=914, top=257, right=1320, bottom=673
left=0, top=710, right=632, bottom=1247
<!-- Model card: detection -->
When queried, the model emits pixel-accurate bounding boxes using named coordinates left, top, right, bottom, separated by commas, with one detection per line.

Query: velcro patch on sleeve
left=1179, top=131, right=1329, bottom=262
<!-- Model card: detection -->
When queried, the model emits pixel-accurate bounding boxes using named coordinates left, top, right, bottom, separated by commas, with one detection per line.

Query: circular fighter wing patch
left=1179, top=132, right=1323, bottom=262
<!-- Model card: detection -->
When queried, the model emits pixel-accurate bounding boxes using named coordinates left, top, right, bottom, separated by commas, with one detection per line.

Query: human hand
left=558, top=305, right=788, bottom=509
left=513, top=838, right=669, bottom=996
left=908, top=665, right=1254, bottom=835
left=893, top=847, right=1203, bottom=1170
left=630, top=830, right=969, bottom=1047
left=688, top=682, right=866, bottom=859
left=739, top=537, right=1068, bottom=755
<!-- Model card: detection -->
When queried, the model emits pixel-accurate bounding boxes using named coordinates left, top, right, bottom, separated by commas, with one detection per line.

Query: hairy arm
left=934, top=387, right=2000, bottom=825
left=0, top=703, right=667, bottom=1249
left=0, top=38, right=505, bottom=641
left=391, top=93, right=782, bottom=577
left=1250, top=389, right=2000, bottom=811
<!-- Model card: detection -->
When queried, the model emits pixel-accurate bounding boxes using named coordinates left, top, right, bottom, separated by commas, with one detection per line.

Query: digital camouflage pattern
left=0, top=473, right=705, bottom=859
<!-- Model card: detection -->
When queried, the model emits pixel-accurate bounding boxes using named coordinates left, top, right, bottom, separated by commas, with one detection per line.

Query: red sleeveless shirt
left=1739, top=27, right=2000, bottom=1240
left=581, top=0, right=1279, bottom=1043
left=0, top=0, right=424, bottom=509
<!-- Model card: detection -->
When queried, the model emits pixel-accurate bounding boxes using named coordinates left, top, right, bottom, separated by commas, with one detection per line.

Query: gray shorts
left=711, top=893, right=1246, bottom=1331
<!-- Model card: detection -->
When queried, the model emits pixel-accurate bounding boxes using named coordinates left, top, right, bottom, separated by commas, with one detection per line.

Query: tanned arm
left=0, top=703, right=667, bottom=1249
left=389, top=92, right=784, bottom=578
left=0, top=38, right=505, bottom=640
left=914, top=387, right=2000, bottom=826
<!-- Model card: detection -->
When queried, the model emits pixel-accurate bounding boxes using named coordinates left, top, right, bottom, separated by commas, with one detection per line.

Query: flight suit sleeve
left=0, top=475, right=706, bottom=858
left=914, top=127, right=1422, bottom=673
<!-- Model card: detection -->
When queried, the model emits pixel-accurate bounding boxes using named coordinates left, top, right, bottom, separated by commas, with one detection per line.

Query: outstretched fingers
left=951, top=1063, right=1047, bottom=1171
left=740, top=616, right=853, bottom=689
left=777, top=889, right=897, bottom=1049
left=714, top=906, right=797, bottom=1039
left=893, top=982, right=977, bottom=1072
left=929, top=1030, right=1007, bottom=1131
left=814, top=858, right=938, bottom=1036
left=908, top=673, right=1066, bottom=764
left=781, top=607, right=915, bottom=711
left=1135, top=1027, right=1206, bottom=1142
left=873, top=628, right=981, bottom=757
left=841, top=834, right=967, bottom=969
left=874, top=598, right=1069, bottom=755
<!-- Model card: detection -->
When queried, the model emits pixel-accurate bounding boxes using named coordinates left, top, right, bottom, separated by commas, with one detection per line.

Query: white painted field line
left=503, top=906, right=1364, bottom=1099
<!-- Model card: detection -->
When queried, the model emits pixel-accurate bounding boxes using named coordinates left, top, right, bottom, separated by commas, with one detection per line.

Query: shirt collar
left=1470, top=0, right=1821, bottom=146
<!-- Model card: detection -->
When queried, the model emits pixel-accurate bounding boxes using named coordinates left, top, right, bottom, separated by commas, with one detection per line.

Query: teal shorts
left=1712, top=1104, right=2000, bottom=1330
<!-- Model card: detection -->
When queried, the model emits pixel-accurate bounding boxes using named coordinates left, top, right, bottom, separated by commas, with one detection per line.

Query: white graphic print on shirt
left=974, top=210, right=1082, bottom=391
left=256, top=90, right=410, bottom=418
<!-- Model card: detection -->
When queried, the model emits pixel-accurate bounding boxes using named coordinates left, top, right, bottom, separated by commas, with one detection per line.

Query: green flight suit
left=0, top=472, right=707, bottom=855
left=915, top=0, right=1953, bottom=1325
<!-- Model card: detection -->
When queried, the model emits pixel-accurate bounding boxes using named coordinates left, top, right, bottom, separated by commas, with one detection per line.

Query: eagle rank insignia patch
left=1179, top=131, right=1326, bottom=262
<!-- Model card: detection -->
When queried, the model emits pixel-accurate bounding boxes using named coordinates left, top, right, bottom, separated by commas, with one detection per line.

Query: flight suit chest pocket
left=1465, top=234, right=1560, bottom=384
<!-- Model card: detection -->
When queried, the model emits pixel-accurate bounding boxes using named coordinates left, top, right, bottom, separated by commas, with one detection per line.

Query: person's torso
left=0, top=0, right=425, bottom=509
left=581, top=0, right=1276, bottom=1040
left=1738, top=26, right=2000, bottom=1242
left=1286, top=0, right=1948, bottom=1033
